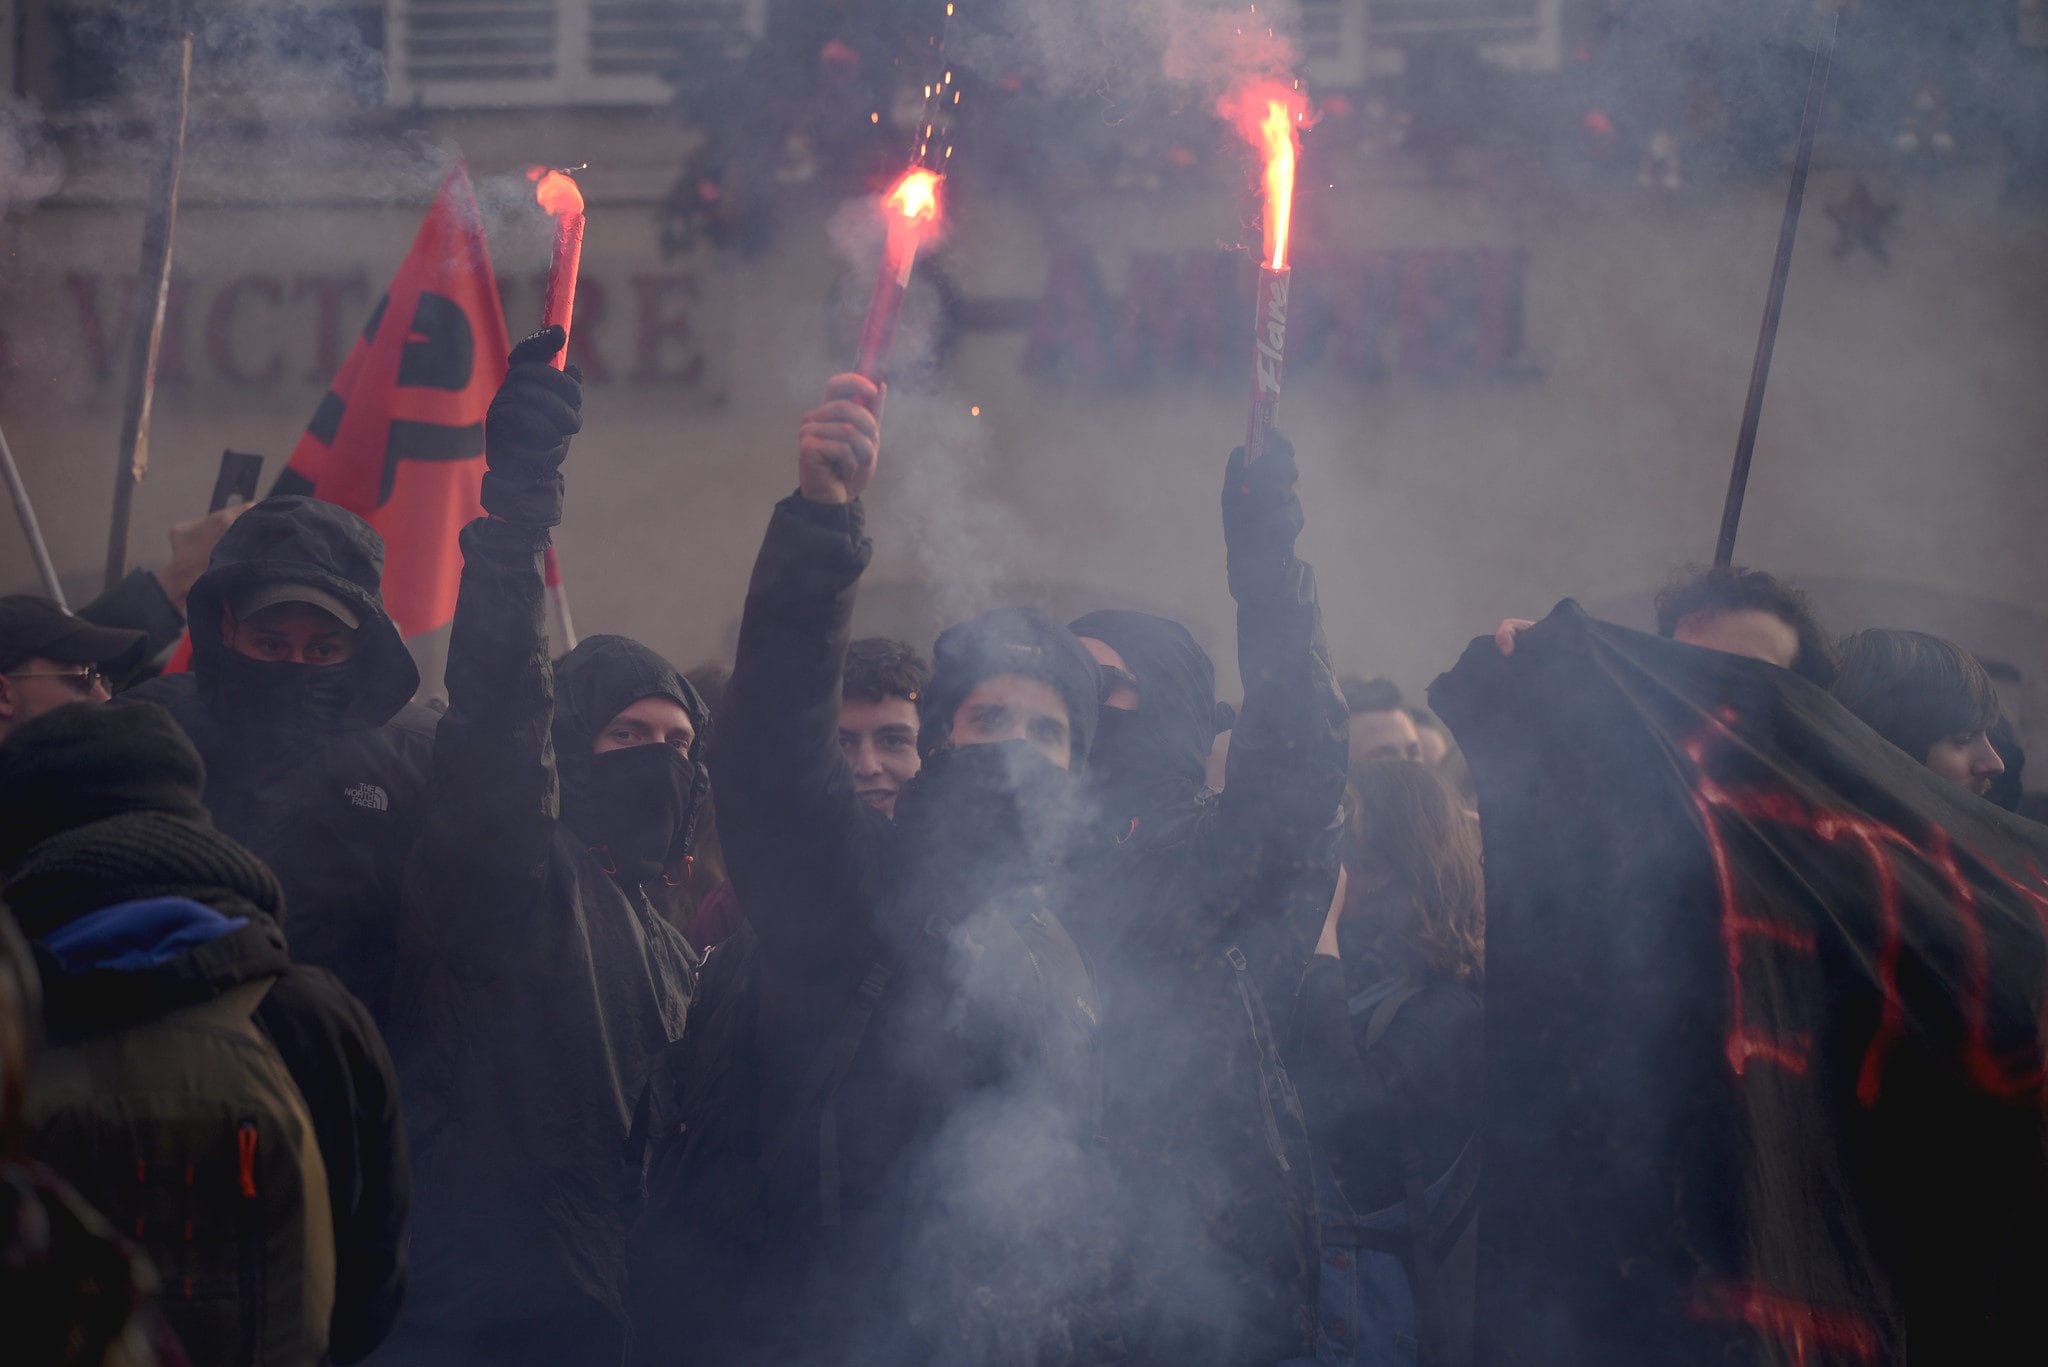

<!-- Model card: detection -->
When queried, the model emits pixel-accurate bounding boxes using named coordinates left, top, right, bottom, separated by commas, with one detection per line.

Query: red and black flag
left=1430, top=602, right=2048, bottom=1366
left=273, top=162, right=508, bottom=653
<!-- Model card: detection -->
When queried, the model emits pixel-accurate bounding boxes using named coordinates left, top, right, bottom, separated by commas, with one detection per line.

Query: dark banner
left=1430, top=602, right=2048, bottom=1366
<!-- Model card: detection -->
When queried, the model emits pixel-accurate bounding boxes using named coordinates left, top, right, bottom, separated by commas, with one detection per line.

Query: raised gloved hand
left=1221, top=432, right=1305, bottom=602
left=482, top=325, right=583, bottom=528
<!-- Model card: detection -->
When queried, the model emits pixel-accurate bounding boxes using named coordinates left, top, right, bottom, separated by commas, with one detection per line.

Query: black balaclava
left=552, top=635, right=709, bottom=887
left=890, top=739, right=1084, bottom=922
left=892, top=609, right=1100, bottom=932
left=1068, top=610, right=1220, bottom=806
left=185, top=495, right=420, bottom=734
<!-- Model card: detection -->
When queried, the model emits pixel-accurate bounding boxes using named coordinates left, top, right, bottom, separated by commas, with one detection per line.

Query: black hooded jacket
left=389, top=514, right=702, bottom=1343
left=125, top=496, right=439, bottom=1027
left=631, top=494, right=1114, bottom=1366
left=1064, top=469, right=1348, bottom=1361
left=29, top=895, right=408, bottom=1365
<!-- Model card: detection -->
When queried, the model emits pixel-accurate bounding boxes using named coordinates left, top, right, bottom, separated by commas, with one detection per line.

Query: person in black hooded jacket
left=0, top=700, right=409, bottom=1366
left=1065, top=432, right=1349, bottom=1365
left=626, top=372, right=1117, bottom=1366
left=123, top=496, right=438, bottom=1029
left=377, top=328, right=707, bottom=1367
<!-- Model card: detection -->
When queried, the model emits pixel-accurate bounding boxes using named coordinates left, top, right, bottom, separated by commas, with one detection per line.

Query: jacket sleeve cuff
left=781, top=491, right=867, bottom=538
left=750, top=494, right=873, bottom=614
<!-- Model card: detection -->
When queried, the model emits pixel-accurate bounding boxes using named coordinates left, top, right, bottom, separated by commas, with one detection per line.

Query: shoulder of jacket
left=385, top=701, right=443, bottom=741
left=257, top=962, right=381, bottom=1040
left=120, top=672, right=200, bottom=712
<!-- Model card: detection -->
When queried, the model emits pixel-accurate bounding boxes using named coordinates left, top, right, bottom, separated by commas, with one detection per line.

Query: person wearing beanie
left=1063, top=432, right=1348, bottom=1366
left=375, top=330, right=709, bottom=1367
left=123, top=493, right=440, bottom=1030
left=0, top=701, right=409, bottom=1367
left=625, top=374, right=1117, bottom=1365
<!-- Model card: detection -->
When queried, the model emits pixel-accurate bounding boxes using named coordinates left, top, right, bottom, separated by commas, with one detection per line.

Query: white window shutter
left=1284, top=0, right=1563, bottom=85
left=386, top=0, right=764, bottom=108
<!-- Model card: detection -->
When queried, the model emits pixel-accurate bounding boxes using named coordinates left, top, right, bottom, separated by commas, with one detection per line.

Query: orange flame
left=1217, top=80, right=1311, bottom=270
left=885, top=167, right=942, bottom=225
left=527, top=165, right=585, bottom=218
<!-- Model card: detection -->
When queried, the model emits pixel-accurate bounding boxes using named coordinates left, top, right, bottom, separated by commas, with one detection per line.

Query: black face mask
left=1087, top=704, right=1209, bottom=798
left=891, top=740, right=1084, bottom=910
left=205, top=652, right=363, bottom=733
left=561, top=743, right=705, bottom=886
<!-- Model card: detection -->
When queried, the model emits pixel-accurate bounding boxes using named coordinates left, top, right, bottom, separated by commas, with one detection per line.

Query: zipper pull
left=236, top=1121, right=258, bottom=1199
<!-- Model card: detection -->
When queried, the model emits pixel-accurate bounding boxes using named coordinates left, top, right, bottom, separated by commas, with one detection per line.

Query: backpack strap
left=187, top=975, right=279, bottom=1036
left=757, top=957, right=897, bottom=1227
left=1363, top=981, right=1425, bottom=1052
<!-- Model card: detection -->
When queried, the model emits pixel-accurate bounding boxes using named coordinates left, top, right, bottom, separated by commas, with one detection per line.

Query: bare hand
left=797, top=373, right=884, bottom=505
left=1494, top=618, right=1536, bottom=658
left=156, top=503, right=250, bottom=612
left=1314, top=867, right=1348, bottom=959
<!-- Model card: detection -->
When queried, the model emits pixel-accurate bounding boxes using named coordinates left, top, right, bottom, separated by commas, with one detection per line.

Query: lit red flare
left=1217, top=80, right=1310, bottom=270
left=528, top=165, right=587, bottom=371
left=856, top=167, right=945, bottom=387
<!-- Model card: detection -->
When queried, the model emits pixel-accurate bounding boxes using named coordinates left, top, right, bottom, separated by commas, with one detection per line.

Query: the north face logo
left=344, top=782, right=390, bottom=812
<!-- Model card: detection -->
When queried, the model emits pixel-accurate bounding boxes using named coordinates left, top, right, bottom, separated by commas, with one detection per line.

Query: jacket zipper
left=237, top=1120, right=262, bottom=1367
left=1225, top=947, right=1292, bottom=1173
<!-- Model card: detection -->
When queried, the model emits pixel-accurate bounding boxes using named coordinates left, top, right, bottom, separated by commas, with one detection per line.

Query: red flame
left=527, top=165, right=585, bottom=218
left=1218, top=80, right=1311, bottom=270
left=885, top=167, right=942, bottom=226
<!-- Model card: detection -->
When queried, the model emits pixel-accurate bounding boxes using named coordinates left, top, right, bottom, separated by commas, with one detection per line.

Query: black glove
left=1221, top=432, right=1305, bottom=602
left=482, top=326, right=583, bottom=528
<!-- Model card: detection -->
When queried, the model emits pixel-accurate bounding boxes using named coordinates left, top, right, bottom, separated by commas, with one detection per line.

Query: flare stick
left=1224, top=84, right=1307, bottom=465
left=856, top=169, right=942, bottom=387
left=529, top=166, right=588, bottom=651
left=1247, top=265, right=1290, bottom=464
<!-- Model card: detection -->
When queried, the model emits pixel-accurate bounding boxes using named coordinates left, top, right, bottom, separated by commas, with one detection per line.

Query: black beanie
left=0, top=703, right=282, bottom=937
left=0, top=702, right=208, bottom=875
left=918, top=607, right=1102, bottom=766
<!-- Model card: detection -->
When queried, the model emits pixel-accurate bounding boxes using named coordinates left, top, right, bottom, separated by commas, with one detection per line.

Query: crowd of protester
left=0, top=327, right=2032, bottom=1366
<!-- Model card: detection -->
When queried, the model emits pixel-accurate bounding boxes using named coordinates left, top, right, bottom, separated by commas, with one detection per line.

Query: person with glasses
left=0, top=595, right=149, bottom=742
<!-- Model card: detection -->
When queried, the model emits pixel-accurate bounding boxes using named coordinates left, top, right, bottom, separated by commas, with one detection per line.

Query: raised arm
left=413, top=328, right=581, bottom=918
left=1204, top=434, right=1350, bottom=950
left=713, top=375, right=885, bottom=962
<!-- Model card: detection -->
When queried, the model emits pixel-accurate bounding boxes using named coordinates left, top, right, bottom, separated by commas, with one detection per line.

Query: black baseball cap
left=0, top=595, right=150, bottom=676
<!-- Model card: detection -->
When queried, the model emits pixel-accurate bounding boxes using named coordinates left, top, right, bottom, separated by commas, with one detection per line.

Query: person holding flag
left=122, top=494, right=438, bottom=1030
left=120, top=163, right=530, bottom=1027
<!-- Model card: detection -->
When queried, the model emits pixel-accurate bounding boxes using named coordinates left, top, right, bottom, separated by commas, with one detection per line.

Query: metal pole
left=104, top=29, right=194, bottom=590
left=1, top=420, right=68, bottom=608
left=1714, top=8, right=1841, bottom=568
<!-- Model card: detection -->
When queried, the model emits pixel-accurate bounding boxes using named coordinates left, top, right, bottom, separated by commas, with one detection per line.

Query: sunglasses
left=5, top=665, right=110, bottom=695
left=1097, top=664, right=1140, bottom=705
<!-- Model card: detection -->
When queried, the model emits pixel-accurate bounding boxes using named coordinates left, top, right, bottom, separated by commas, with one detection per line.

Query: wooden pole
left=103, top=30, right=194, bottom=591
left=1714, top=9, right=1840, bottom=568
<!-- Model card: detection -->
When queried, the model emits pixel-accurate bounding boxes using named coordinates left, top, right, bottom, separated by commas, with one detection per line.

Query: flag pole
left=1714, top=7, right=1841, bottom=568
left=104, top=28, right=194, bottom=591
left=1, top=420, right=67, bottom=608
